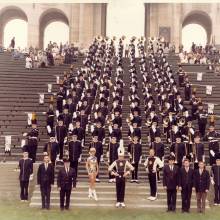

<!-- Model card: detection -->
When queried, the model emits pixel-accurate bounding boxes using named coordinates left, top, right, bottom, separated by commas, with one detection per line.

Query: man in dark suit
left=68, top=132, right=82, bottom=179
left=43, top=132, right=59, bottom=167
left=178, top=159, right=194, bottom=213
left=18, top=151, right=33, bottom=201
left=37, top=155, right=54, bottom=209
left=193, top=161, right=210, bottom=213
left=211, top=154, right=220, bottom=205
left=57, top=158, right=77, bottom=210
left=163, top=155, right=179, bottom=212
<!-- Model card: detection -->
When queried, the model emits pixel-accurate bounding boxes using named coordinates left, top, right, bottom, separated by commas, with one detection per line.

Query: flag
left=27, top=113, right=32, bottom=125
left=5, top=136, right=11, bottom=152
left=48, top=84, right=52, bottom=93
left=197, top=72, right=203, bottom=81
left=206, top=85, right=213, bottom=95
left=56, top=76, right=60, bottom=84
left=208, top=103, right=215, bottom=114
left=39, top=93, right=44, bottom=104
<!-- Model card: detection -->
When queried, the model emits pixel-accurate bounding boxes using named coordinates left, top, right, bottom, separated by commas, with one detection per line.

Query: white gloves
left=210, top=150, right=215, bottom=157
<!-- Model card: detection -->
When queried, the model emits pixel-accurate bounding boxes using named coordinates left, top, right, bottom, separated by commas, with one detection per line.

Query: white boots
left=88, top=188, right=98, bottom=201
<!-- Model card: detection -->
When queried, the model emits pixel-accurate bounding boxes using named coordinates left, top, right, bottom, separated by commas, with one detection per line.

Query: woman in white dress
left=25, top=55, right=32, bottom=69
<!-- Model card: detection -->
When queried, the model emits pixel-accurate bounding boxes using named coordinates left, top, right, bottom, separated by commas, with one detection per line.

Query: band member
left=108, top=147, right=134, bottom=208
left=57, top=158, right=77, bottom=210
left=182, top=119, right=195, bottom=159
left=148, top=121, right=161, bottom=145
left=204, top=122, right=220, bottom=165
left=192, top=134, right=205, bottom=169
left=128, top=121, right=141, bottom=142
left=177, top=65, right=185, bottom=87
left=86, top=147, right=98, bottom=201
left=151, top=135, right=165, bottom=182
left=196, top=104, right=208, bottom=137
left=108, top=121, right=122, bottom=143
left=55, top=115, right=68, bottom=160
left=184, top=77, right=191, bottom=101
left=107, top=136, right=119, bottom=183
left=92, top=120, right=105, bottom=144
left=89, top=132, right=103, bottom=182
left=43, top=132, right=59, bottom=167
left=18, top=151, right=33, bottom=201
left=163, top=155, right=179, bottom=212
left=73, top=120, right=85, bottom=146
left=170, top=136, right=186, bottom=168
left=211, top=154, right=220, bottom=205
left=46, top=102, right=55, bottom=133
left=178, top=159, right=194, bottom=213
left=193, top=161, right=210, bottom=213
left=26, top=117, right=39, bottom=163
left=62, top=104, right=72, bottom=129
left=56, top=85, right=65, bottom=113
left=128, top=135, right=142, bottom=183
left=144, top=149, right=163, bottom=200
left=68, top=132, right=82, bottom=179
left=37, top=155, right=54, bottom=210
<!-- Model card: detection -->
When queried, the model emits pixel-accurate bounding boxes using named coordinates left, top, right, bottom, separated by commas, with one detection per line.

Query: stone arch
left=39, top=8, right=69, bottom=49
left=0, top=6, right=28, bottom=45
left=182, top=10, right=212, bottom=44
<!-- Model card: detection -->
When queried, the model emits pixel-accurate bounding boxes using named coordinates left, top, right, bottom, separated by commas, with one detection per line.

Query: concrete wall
left=0, top=3, right=107, bottom=49
left=145, top=3, right=220, bottom=51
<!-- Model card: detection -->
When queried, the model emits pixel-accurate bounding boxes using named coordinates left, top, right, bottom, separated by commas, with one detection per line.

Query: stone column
left=27, top=11, right=40, bottom=49
left=69, top=4, right=80, bottom=45
left=172, top=4, right=181, bottom=53
left=78, top=3, right=107, bottom=48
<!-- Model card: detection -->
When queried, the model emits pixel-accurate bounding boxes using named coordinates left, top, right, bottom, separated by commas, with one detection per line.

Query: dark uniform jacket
left=44, top=142, right=59, bottom=161
left=178, top=167, right=194, bottom=189
left=163, top=164, right=179, bottom=190
left=211, top=165, right=220, bottom=186
left=68, top=140, right=82, bottom=161
left=37, top=163, right=54, bottom=186
left=57, top=167, right=76, bottom=190
left=193, top=169, right=210, bottom=193
left=19, top=158, right=33, bottom=181
left=127, top=143, right=142, bottom=163
left=55, top=125, right=67, bottom=143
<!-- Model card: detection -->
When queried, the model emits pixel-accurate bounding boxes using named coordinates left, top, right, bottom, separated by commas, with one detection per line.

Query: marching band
left=18, top=36, right=220, bottom=213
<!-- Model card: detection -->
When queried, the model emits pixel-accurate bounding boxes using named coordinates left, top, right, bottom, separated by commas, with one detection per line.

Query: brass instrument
left=175, top=143, right=178, bottom=164
left=146, top=116, right=152, bottom=127
left=47, top=142, right=52, bottom=161
left=188, top=128, right=193, bottom=145
left=163, top=116, right=169, bottom=128
left=192, top=143, right=198, bottom=163
left=131, top=143, right=135, bottom=164
left=178, top=117, right=186, bottom=127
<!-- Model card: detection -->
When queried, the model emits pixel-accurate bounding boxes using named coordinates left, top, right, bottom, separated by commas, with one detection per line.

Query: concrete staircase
left=0, top=52, right=214, bottom=209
